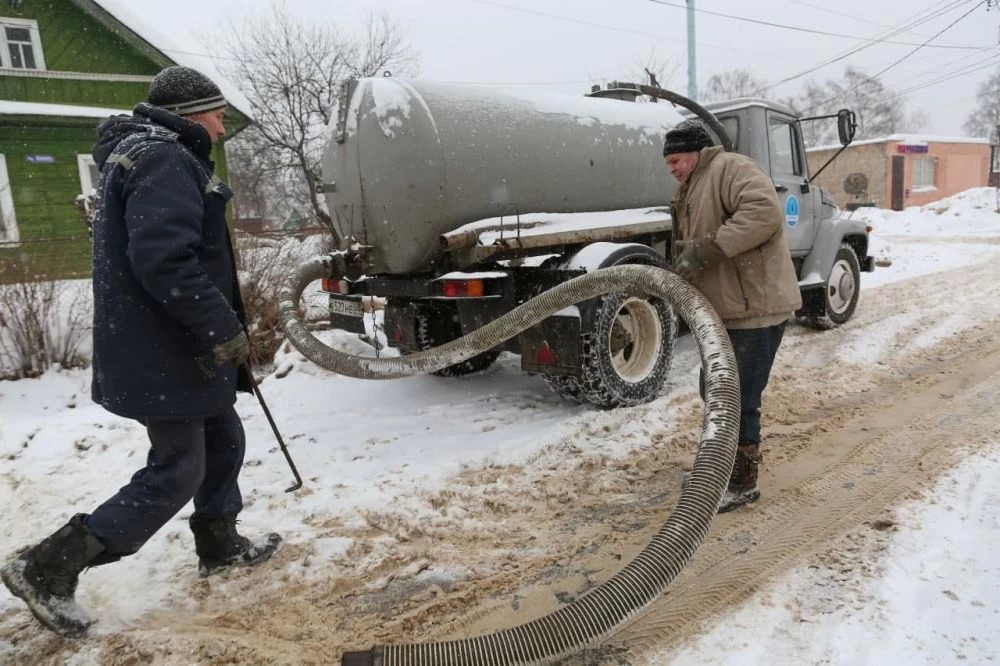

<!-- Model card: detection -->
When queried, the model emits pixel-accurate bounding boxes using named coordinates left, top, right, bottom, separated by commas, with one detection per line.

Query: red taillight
left=321, top=278, right=350, bottom=294
left=441, top=280, right=484, bottom=297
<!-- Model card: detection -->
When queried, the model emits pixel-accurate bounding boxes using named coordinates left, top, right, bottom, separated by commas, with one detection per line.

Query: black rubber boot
left=717, top=442, right=762, bottom=514
left=189, top=515, right=282, bottom=577
left=0, top=514, right=106, bottom=638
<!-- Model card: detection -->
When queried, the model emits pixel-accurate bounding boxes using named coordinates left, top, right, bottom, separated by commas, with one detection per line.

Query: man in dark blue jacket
left=1, top=66, right=281, bottom=638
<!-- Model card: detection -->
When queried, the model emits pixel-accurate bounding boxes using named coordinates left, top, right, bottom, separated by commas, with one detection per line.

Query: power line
left=646, top=0, right=992, bottom=49
left=467, top=0, right=805, bottom=62
left=175, top=1, right=811, bottom=69
left=807, top=1, right=986, bottom=111
left=471, top=0, right=686, bottom=42
left=900, top=45, right=999, bottom=86
left=760, top=0, right=973, bottom=93
left=786, top=0, right=968, bottom=46
left=886, top=52, right=1000, bottom=101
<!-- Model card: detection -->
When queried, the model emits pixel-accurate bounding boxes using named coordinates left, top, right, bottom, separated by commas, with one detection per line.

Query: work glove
left=212, top=330, right=250, bottom=367
left=673, top=238, right=727, bottom=282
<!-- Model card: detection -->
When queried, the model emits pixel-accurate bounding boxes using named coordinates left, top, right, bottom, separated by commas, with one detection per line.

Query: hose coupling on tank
left=322, top=250, right=373, bottom=282
left=321, top=252, right=350, bottom=280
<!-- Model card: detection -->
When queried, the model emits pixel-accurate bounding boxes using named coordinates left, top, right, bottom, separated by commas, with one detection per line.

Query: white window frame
left=77, top=154, right=99, bottom=196
left=0, top=154, right=19, bottom=244
left=912, top=157, right=936, bottom=191
left=0, top=17, right=46, bottom=71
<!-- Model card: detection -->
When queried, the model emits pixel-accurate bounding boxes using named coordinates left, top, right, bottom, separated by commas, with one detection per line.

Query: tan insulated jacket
left=671, top=146, right=802, bottom=324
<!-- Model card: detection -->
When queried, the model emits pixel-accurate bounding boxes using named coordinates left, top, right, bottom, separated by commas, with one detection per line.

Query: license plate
left=330, top=297, right=363, bottom=317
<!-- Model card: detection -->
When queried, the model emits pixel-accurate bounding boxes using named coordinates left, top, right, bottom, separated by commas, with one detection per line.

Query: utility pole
left=993, top=123, right=1000, bottom=212
left=687, top=0, right=697, bottom=101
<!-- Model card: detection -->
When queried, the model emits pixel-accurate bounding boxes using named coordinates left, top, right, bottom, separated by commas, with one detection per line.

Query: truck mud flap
left=520, top=315, right=582, bottom=377
left=384, top=303, right=418, bottom=352
left=795, top=285, right=825, bottom=318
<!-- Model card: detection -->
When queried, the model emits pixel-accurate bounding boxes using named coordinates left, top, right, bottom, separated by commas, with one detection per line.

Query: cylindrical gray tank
left=321, top=78, right=685, bottom=274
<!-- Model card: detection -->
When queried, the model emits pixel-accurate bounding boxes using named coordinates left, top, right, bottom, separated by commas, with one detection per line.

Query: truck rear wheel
left=546, top=291, right=675, bottom=408
left=544, top=374, right=584, bottom=402
left=805, top=243, right=861, bottom=330
left=414, top=307, right=500, bottom=377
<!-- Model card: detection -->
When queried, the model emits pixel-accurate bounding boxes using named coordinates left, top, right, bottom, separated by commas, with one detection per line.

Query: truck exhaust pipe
left=279, top=257, right=740, bottom=664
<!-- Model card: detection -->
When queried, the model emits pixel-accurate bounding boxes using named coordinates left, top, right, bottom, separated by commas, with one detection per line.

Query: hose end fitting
left=341, top=649, right=377, bottom=666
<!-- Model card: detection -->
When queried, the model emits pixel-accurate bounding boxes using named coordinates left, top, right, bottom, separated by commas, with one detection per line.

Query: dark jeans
left=86, top=406, right=246, bottom=556
left=700, top=323, right=785, bottom=444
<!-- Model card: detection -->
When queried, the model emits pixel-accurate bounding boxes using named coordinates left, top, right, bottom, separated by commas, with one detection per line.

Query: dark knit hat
left=147, top=66, right=226, bottom=116
left=663, top=119, right=714, bottom=156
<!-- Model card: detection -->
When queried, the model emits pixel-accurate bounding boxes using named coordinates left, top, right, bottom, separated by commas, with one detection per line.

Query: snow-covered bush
left=0, top=278, right=91, bottom=379
left=235, top=231, right=332, bottom=368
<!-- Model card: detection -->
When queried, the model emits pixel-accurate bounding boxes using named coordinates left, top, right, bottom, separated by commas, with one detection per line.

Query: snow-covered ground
left=656, top=190, right=1000, bottom=664
left=2, top=188, right=1000, bottom=663
left=662, top=439, right=1000, bottom=665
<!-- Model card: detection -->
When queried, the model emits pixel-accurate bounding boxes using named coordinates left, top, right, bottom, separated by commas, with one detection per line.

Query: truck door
left=766, top=112, right=818, bottom=252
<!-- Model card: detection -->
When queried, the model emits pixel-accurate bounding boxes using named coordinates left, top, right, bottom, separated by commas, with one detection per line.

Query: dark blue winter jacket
left=90, top=103, right=250, bottom=420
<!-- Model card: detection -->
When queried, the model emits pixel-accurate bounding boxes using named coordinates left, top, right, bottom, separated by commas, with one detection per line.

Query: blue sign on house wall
left=26, top=155, right=55, bottom=164
left=785, top=195, right=800, bottom=228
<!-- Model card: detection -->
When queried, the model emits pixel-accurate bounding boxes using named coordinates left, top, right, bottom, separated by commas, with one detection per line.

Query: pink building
left=806, top=135, right=991, bottom=211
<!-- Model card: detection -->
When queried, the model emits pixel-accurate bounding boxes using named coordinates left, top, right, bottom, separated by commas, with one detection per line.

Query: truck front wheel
left=805, top=243, right=861, bottom=330
left=546, top=292, right=675, bottom=408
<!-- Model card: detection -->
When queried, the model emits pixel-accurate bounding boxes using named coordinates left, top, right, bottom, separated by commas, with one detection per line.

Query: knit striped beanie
left=147, top=66, right=226, bottom=116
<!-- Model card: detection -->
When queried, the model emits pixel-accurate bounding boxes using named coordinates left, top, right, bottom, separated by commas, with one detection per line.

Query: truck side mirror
left=838, top=109, right=857, bottom=146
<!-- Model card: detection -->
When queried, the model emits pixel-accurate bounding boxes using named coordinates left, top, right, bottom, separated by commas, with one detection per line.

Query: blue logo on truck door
left=785, top=195, right=800, bottom=228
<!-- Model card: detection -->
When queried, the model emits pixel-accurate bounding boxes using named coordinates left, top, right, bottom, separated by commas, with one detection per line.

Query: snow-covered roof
left=0, top=100, right=128, bottom=118
left=807, top=134, right=990, bottom=153
left=75, top=0, right=253, bottom=121
left=698, top=97, right=798, bottom=118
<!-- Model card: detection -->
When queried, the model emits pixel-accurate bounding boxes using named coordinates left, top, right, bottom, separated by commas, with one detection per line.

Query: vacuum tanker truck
left=315, top=78, right=874, bottom=408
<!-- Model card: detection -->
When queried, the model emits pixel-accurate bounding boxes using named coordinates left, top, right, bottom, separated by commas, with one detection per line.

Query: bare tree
left=782, top=67, right=920, bottom=146
left=584, top=49, right=680, bottom=101
left=225, top=129, right=308, bottom=226
left=780, top=80, right=836, bottom=146
left=963, top=68, right=1000, bottom=139
left=701, top=69, right=767, bottom=103
left=218, top=3, right=419, bottom=239
left=632, top=49, right=681, bottom=90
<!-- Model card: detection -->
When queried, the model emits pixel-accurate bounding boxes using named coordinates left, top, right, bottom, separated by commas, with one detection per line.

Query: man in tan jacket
left=665, top=119, right=801, bottom=512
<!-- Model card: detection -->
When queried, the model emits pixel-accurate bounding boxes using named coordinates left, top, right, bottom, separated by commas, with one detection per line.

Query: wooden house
left=0, top=0, right=251, bottom=281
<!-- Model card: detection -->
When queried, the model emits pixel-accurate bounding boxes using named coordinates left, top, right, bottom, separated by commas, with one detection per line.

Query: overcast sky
left=141, top=0, right=998, bottom=137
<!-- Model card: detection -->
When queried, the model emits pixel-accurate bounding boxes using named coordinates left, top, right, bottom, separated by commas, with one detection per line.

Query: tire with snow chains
left=804, top=243, right=861, bottom=330
left=545, top=291, right=676, bottom=409
left=414, top=307, right=500, bottom=377
left=543, top=373, right=585, bottom=402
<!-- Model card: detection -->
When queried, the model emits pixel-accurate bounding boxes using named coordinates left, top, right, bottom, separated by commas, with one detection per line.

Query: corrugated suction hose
left=279, top=257, right=740, bottom=665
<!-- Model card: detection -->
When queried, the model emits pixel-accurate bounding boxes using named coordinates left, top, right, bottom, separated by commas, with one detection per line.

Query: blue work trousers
left=700, top=324, right=786, bottom=444
left=86, top=406, right=245, bottom=556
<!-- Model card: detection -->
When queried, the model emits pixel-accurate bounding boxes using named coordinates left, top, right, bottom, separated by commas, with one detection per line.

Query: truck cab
left=697, top=98, right=874, bottom=326
left=707, top=99, right=820, bottom=252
